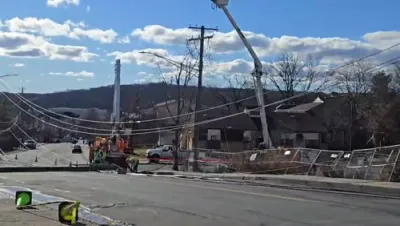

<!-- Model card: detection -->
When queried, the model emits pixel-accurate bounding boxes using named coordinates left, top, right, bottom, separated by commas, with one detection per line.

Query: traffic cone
left=14, top=154, right=17, bottom=160
left=34, top=156, right=38, bottom=163
left=58, top=201, right=80, bottom=225
left=15, top=191, right=32, bottom=210
left=54, top=158, right=57, bottom=166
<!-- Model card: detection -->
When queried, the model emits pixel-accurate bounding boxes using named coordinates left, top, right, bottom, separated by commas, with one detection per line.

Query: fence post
left=306, top=150, right=322, bottom=175
left=388, top=149, right=400, bottom=182
left=331, top=151, right=344, bottom=174
left=364, top=148, right=377, bottom=180
left=284, top=148, right=300, bottom=174
left=379, top=149, right=394, bottom=180
left=343, top=151, right=354, bottom=178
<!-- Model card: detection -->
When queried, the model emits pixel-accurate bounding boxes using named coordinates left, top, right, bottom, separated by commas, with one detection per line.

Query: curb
left=147, top=171, right=400, bottom=198
left=0, top=165, right=117, bottom=173
left=139, top=171, right=175, bottom=175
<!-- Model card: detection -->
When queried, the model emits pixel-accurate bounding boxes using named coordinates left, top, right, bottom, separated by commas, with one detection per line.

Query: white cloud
left=47, top=0, right=80, bottom=7
left=132, top=25, right=194, bottom=45
left=0, top=31, right=97, bottom=61
left=86, top=5, right=91, bottom=13
left=10, top=63, right=25, bottom=67
left=6, top=17, right=71, bottom=37
left=131, top=25, right=400, bottom=65
left=117, top=36, right=130, bottom=44
left=50, top=70, right=94, bottom=77
left=4, top=17, right=117, bottom=43
left=69, top=27, right=118, bottom=43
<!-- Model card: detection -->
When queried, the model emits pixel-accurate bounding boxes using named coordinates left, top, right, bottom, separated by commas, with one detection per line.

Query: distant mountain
left=3, top=82, right=323, bottom=115
left=18, top=83, right=267, bottom=111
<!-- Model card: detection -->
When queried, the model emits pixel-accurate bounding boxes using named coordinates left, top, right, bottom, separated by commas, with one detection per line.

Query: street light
left=0, top=74, right=18, bottom=79
left=139, top=51, right=199, bottom=73
left=211, top=0, right=273, bottom=148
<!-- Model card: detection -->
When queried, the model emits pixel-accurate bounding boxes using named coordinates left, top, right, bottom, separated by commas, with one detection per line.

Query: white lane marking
left=54, top=188, right=71, bottom=193
left=15, top=180, right=25, bottom=184
left=0, top=176, right=7, bottom=180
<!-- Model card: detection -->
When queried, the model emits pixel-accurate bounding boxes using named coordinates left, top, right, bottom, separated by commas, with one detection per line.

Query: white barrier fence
left=185, top=145, right=400, bottom=182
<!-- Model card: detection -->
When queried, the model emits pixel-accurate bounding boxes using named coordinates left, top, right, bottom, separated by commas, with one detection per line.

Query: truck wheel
left=150, top=154, right=160, bottom=163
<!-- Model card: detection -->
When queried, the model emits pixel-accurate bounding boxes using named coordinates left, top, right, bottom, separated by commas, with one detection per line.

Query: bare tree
left=213, top=74, right=254, bottom=113
left=156, top=45, right=198, bottom=170
left=265, top=53, right=323, bottom=99
left=392, top=62, right=400, bottom=91
left=334, top=62, right=373, bottom=150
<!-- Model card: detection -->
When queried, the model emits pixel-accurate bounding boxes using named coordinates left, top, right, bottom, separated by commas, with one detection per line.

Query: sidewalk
left=144, top=170, right=400, bottom=197
left=0, top=198, right=95, bottom=226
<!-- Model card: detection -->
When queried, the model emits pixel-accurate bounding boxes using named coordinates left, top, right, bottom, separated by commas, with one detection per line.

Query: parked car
left=72, top=145, right=82, bottom=154
left=146, top=145, right=187, bottom=163
left=23, top=140, right=36, bottom=150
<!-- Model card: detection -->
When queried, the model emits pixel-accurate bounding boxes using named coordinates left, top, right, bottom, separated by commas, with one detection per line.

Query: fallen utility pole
left=188, top=25, right=218, bottom=171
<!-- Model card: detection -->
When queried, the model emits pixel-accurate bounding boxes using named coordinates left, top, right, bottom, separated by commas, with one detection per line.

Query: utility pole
left=188, top=25, right=218, bottom=171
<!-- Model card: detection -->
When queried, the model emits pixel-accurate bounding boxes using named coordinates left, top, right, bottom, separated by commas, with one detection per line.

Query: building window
left=306, top=139, right=319, bottom=148
left=210, top=135, right=218, bottom=140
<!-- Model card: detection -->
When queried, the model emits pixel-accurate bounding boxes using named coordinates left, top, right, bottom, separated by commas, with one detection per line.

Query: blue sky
left=0, top=0, right=399, bottom=93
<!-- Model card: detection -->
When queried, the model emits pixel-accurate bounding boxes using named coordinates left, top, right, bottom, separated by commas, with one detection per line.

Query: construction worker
left=93, top=149, right=102, bottom=164
left=125, top=154, right=139, bottom=173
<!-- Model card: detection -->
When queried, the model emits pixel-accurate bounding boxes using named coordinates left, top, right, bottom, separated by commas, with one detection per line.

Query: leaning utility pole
left=212, top=0, right=272, bottom=148
left=188, top=25, right=218, bottom=171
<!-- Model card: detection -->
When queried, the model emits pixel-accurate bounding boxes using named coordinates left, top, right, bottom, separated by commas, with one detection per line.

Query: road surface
left=1, top=143, right=172, bottom=172
left=0, top=171, right=399, bottom=226
left=3, top=143, right=90, bottom=166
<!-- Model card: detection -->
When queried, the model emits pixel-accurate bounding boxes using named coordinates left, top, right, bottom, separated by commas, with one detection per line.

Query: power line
left=0, top=79, right=261, bottom=125
left=3, top=39, right=400, bottom=127
left=0, top=85, right=305, bottom=136
left=0, top=79, right=269, bottom=132
left=0, top=44, right=399, bottom=137
left=2, top=51, right=395, bottom=138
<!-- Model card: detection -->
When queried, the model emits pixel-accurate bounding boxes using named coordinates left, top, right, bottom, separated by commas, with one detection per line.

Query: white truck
left=146, top=145, right=187, bottom=163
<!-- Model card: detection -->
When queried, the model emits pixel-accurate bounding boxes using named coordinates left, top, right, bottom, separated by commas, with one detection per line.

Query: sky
left=0, top=0, right=399, bottom=94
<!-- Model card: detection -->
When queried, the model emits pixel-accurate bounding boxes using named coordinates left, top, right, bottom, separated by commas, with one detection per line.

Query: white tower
left=112, top=59, right=121, bottom=132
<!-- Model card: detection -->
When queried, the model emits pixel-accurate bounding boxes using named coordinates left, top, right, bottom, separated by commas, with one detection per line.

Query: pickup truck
left=146, top=145, right=187, bottom=163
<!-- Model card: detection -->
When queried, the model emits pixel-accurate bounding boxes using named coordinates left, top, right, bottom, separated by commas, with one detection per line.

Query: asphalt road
left=3, top=143, right=90, bottom=166
left=0, top=172, right=400, bottom=226
left=1, top=143, right=172, bottom=172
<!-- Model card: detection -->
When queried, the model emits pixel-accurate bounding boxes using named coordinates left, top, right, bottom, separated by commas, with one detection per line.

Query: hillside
left=19, top=83, right=268, bottom=111
left=2, top=83, right=327, bottom=116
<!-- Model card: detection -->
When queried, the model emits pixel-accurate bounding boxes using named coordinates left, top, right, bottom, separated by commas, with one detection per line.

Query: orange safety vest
left=117, top=140, right=124, bottom=152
